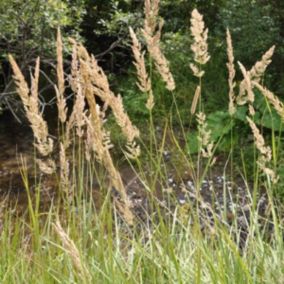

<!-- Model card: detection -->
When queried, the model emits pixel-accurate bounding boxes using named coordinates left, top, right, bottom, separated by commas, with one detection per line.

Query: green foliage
left=216, top=0, right=284, bottom=93
left=186, top=90, right=284, bottom=156
left=0, top=0, right=85, bottom=61
left=187, top=111, right=235, bottom=155
left=0, top=0, right=86, bottom=113
left=218, top=0, right=279, bottom=64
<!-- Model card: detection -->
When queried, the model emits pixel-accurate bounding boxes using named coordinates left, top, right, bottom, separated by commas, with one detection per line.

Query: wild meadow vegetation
left=1, top=0, right=284, bottom=283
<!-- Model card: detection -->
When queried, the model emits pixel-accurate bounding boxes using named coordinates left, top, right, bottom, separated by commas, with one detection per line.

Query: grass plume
left=142, top=0, right=175, bottom=91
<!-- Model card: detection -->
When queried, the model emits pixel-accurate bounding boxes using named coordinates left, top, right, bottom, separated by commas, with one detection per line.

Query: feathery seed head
left=142, top=0, right=175, bottom=91
left=129, top=27, right=152, bottom=94
left=226, top=29, right=236, bottom=115
left=238, top=62, right=255, bottom=115
left=9, top=55, right=55, bottom=174
left=254, top=82, right=284, bottom=119
left=190, top=9, right=210, bottom=77
left=246, top=116, right=278, bottom=183
left=53, top=220, right=90, bottom=279
left=238, top=46, right=275, bottom=103
left=196, top=112, right=214, bottom=158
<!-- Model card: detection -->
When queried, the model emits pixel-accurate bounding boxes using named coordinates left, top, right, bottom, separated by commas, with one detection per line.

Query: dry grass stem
left=142, top=0, right=175, bottom=91
left=246, top=116, right=278, bottom=183
left=190, top=9, right=210, bottom=77
left=191, top=85, right=201, bottom=115
left=226, top=29, right=236, bottom=115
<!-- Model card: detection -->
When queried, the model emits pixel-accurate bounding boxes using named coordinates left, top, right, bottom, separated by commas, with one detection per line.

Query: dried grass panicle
left=69, top=44, right=80, bottom=93
left=59, top=143, right=70, bottom=193
left=70, top=39, right=139, bottom=144
left=190, top=9, right=210, bottom=78
left=190, top=85, right=201, bottom=115
left=125, top=141, right=141, bottom=160
left=55, top=84, right=67, bottom=124
left=196, top=112, right=214, bottom=158
left=246, top=116, right=278, bottom=183
left=30, top=57, right=40, bottom=114
left=226, top=29, right=236, bottom=115
left=90, top=58, right=140, bottom=142
left=78, top=59, right=134, bottom=223
left=249, top=45, right=275, bottom=83
left=145, top=90, right=155, bottom=110
left=56, top=28, right=67, bottom=123
left=85, top=114, right=134, bottom=225
left=66, top=80, right=86, bottom=145
left=73, top=81, right=86, bottom=137
left=144, top=0, right=160, bottom=35
left=110, top=94, right=140, bottom=142
left=253, top=82, right=284, bottom=119
left=9, top=55, right=55, bottom=174
left=129, top=27, right=152, bottom=94
left=65, top=43, right=86, bottom=146
left=142, top=0, right=175, bottom=91
left=238, top=62, right=255, bottom=116
left=84, top=111, right=113, bottom=164
left=238, top=46, right=275, bottom=102
left=36, top=158, right=56, bottom=175
left=34, top=137, right=54, bottom=156
left=53, top=220, right=91, bottom=280
left=8, top=55, right=30, bottom=107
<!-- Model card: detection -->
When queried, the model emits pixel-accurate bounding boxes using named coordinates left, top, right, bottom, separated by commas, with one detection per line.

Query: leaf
left=186, top=130, right=199, bottom=154
left=206, top=111, right=235, bottom=140
left=186, top=110, right=235, bottom=154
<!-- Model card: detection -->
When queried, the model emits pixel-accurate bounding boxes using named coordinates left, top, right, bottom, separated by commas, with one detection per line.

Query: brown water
left=0, top=111, right=273, bottom=244
left=0, top=112, right=34, bottom=195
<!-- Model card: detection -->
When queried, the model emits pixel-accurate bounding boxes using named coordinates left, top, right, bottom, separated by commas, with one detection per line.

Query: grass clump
left=1, top=0, right=284, bottom=283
